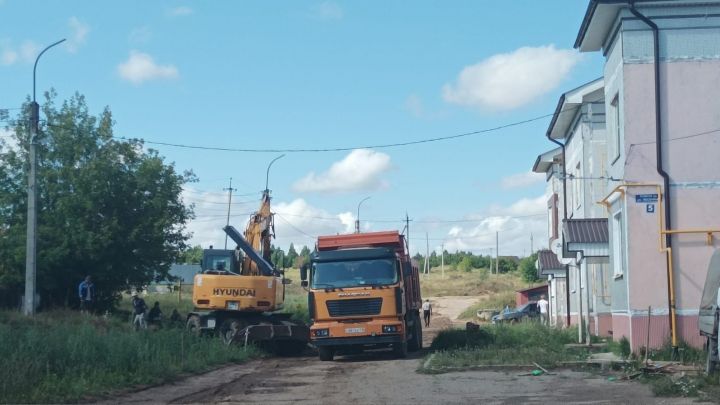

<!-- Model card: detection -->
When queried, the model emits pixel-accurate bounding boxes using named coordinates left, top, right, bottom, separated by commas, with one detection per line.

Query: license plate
left=345, top=327, right=365, bottom=334
left=227, top=302, right=239, bottom=310
left=207, top=319, right=216, bottom=328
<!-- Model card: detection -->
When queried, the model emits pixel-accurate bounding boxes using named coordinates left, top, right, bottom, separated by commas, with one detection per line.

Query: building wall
left=601, top=5, right=720, bottom=349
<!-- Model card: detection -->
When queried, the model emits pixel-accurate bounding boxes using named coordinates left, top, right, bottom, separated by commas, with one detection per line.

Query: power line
left=275, top=214, right=317, bottom=240
left=113, top=113, right=556, bottom=153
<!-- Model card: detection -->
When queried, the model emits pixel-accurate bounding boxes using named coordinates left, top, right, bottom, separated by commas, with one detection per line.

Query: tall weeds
left=0, top=310, right=258, bottom=403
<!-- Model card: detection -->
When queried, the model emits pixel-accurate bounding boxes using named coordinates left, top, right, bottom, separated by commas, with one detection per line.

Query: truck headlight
left=312, top=328, right=329, bottom=337
left=382, top=325, right=399, bottom=333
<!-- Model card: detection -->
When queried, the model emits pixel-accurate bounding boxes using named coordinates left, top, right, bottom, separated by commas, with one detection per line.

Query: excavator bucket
left=229, top=320, right=309, bottom=355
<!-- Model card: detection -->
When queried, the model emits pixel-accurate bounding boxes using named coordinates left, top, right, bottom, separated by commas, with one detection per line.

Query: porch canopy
left=563, top=218, right=609, bottom=257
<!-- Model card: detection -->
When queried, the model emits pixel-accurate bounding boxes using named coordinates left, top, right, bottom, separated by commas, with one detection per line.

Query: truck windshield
left=312, top=259, right=398, bottom=288
left=205, top=255, right=232, bottom=271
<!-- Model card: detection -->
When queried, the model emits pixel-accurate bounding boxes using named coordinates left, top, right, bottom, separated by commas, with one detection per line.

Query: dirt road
left=104, top=297, right=695, bottom=405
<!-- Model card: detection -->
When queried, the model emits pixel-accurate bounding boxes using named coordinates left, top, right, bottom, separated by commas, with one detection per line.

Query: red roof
left=516, top=284, right=549, bottom=294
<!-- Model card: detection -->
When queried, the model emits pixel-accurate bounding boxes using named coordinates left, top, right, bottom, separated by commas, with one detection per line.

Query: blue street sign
left=636, top=194, right=659, bottom=203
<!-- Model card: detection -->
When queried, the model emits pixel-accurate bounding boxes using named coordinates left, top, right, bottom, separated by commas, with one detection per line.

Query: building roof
left=563, top=218, right=609, bottom=244
left=165, top=264, right=202, bottom=284
left=546, top=78, right=604, bottom=140
left=574, top=0, right=720, bottom=51
left=538, top=249, right=563, bottom=272
left=516, top=284, right=549, bottom=294
left=532, top=147, right=562, bottom=173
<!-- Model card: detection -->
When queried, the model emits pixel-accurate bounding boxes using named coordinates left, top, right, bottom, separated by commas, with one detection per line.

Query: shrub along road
left=103, top=297, right=696, bottom=405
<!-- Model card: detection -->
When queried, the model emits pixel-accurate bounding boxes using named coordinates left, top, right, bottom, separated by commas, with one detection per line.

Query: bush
left=423, top=323, right=582, bottom=371
left=430, top=328, right=494, bottom=351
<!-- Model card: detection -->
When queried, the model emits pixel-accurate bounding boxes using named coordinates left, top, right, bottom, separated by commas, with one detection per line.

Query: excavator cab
left=200, top=247, right=240, bottom=275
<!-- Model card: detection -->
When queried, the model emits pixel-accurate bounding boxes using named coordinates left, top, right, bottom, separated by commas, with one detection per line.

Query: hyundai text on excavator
left=186, top=187, right=308, bottom=351
left=300, top=230, right=422, bottom=361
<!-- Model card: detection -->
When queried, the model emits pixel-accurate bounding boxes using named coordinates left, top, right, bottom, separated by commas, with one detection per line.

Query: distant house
left=150, top=264, right=201, bottom=292
left=516, top=285, right=549, bottom=308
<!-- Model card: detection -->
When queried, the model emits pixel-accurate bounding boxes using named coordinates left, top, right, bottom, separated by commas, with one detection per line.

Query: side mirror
left=301, top=280, right=308, bottom=288
left=300, top=263, right=309, bottom=281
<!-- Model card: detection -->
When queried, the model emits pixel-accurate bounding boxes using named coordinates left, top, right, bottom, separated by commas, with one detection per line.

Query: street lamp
left=265, top=154, right=286, bottom=193
left=355, top=196, right=371, bottom=233
left=24, top=38, right=66, bottom=316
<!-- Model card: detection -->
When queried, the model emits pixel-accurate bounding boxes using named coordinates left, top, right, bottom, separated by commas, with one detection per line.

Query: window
left=612, top=211, right=625, bottom=278
left=609, top=95, right=621, bottom=164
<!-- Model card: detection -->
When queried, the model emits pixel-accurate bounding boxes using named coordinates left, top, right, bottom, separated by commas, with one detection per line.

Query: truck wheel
left=318, top=346, right=334, bottom=361
left=393, top=341, right=408, bottom=359
left=408, top=318, right=422, bottom=352
left=220, top=319, right=245, bottom=345
left=706, top=337, right=718, bottom=375
left=186, top=315, right=201, bottom=336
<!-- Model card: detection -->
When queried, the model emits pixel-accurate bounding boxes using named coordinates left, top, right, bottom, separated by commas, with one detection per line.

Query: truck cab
left=301, top=231, right=422, bottom=361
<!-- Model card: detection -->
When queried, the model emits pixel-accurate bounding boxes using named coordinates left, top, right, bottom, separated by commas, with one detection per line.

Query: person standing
left=422, top=299, right=432, bottom=327
left=131, top=292, right=148, bottom=330
left=78, top=275, right=95, bottom=313
left=537, top=294, right=549, bottom=325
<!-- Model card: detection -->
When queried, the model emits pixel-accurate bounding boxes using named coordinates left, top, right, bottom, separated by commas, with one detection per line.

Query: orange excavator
left=186, top=159, right=307, bottom=351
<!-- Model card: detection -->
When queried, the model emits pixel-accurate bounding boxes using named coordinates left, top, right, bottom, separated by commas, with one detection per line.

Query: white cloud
left=314, top=1, right=344, bottom=20
left=439, top=195, right=548, bottom=257
left=184, top=191, right=355, bottom=251
left=500, top=171, right=545, bottom=190
left=293, top=149, right=392, bottom=193
left=0, top=127, right=18, bottom=153
left=65, top=17, right=89, bottom=53
left=1, top=47, right=17, bottom=65
left=167, top=6, right=194, bottom=17
left=117, top=50, right=179, bottom=85
left=1, top=39, right=37, bottom=65
left=129, top=26, right=152, bottom=44
left=442, top=45, right=582, bottom=111
left=19, top=40, right=38, bottom=61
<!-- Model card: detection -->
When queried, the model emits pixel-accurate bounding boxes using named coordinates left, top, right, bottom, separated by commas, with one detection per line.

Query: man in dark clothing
left=147, top=301, right=163, bottom=327
left=131, top=292, right=148, bottom=330
left=78, top=276, right=95, bottom=313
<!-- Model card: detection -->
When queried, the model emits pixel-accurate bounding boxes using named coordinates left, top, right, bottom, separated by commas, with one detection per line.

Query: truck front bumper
left=312, top=334, right=403, bottom=347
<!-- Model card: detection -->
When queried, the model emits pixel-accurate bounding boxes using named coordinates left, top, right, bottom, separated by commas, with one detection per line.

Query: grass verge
left=0, top=310, right=261, bottom=403
left=420, top=323, right=585, bottom=373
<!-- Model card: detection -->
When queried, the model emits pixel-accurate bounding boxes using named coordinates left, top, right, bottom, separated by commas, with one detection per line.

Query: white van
left=699, top=249, right=720, bottom=374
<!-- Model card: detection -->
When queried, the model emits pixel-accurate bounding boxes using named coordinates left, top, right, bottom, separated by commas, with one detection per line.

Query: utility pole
left=24, top=38, right=66, bottom=316
left=405, top=213, right=410, bottom=253
left=223, top=178, right=236, bottom=249
left=441, top=243, right=445, bottom=280
left=425, top=232, right=430, bottom=276
left=495, top=231, right=499, bottom=274
left=530, top=233, right=534, bottom=255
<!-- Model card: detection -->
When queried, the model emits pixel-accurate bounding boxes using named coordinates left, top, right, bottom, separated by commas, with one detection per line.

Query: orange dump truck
left=300, top=231, right=422, bottom=361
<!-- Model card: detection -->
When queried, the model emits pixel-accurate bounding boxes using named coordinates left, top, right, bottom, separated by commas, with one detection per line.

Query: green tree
left=457, top=256, right=473, bottom=272
left=0, top=92, right=194, bottom=310
left=285, top=243, right=298, bottom=268
left=179, top=245, right=203, bottom=264
left=270, top=245, right=285, bottom=269
left=519, top=253, right=540, bottom=283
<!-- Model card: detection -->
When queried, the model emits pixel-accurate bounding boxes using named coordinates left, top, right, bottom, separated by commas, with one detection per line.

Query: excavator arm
left=241, top=190, right=275, bottom=276
left=222, top=225, right=275, bottom=277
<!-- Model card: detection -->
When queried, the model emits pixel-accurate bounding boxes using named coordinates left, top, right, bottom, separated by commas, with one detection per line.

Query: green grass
left=0, top=310, right=260, bottom=403
left=420, top=267, right=528, bottom=299
left=421, top=323, right=585, bottom=372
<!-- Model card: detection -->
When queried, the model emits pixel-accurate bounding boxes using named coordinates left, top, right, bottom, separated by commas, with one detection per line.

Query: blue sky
left=1, top=1, right=604, bottom=256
